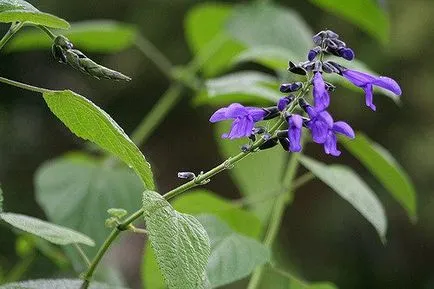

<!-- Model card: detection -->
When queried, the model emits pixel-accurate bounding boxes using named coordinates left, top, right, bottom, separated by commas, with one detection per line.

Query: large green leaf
left=0, top=279, right=127, bottom=289
left=185, top=3, right=244, bottom=77
left=299, top=156, right=387, bottom=241
left=226, top=3, right=312, bottom=59
left=309, top=0, right=389, bottom=44
left=142, top=190, right=210, bottom=289
left=6, top=20, right=137, bottom=53
left=43, top=90, right=154, bottom=189
left=0, top=212, right=94, bottom=246
left=215, top=122, right=287, bottom=222
left=0, top=0, right=69, bottom=29
left=196, top=71, right=280, bottom=105
left=35, top=154, right=144, bottom=266
left=198, top=215, right=270, bottom=288
left=142, top=190, right=262, bottom=289
left=340, top=132, right=417, bottom=221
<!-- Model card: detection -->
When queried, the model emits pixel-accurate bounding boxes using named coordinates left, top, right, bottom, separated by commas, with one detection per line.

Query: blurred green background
left=0, top=0, right=433, bottom=288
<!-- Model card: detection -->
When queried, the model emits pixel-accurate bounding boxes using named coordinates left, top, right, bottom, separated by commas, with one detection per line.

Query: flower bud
left=338, top=47, right=355, bottom=61
left=280, top=82, right=302, bottom=93
left=307, top=47, right=321, bottom=61
left=177, top=172, right=196, bottom=180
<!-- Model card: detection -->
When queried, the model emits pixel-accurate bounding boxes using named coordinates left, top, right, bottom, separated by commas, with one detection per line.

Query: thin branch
left=73, top=243, right=91, bottom=267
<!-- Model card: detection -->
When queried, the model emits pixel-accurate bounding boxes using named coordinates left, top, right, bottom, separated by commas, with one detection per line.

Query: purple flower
left=304, top=104, right=355, bottom=156
left=287, top=114, right=303, bottom=152
left=341, top=69, right=402, bottom=111
left=278, top=97, right=290, bottom=111
left=210, top=103, right=266, bottom=139
left=313, top=72, right=330, bottom=111
left=337, top=47, right=355, bottom=61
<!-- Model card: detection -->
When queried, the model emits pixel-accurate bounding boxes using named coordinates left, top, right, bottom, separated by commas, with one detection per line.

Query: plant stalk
left=0, top=22, right=25, bottom=51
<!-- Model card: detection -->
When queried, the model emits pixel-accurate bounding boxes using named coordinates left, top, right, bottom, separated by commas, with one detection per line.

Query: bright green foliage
left=0, top=0, right=69, bottom=29
left=198, top=215, right=270, bottom=288
left=227, top=3, right=312, bottom=59
left=35, top=154, right=144, bottom=265
left=310, top=0, right=389, bottom=44
left=142, top=190, right=262, bottom=289
left=215, top=122, right=287, bottom=222
left=42, top=90, right=154, bottom=189
left=0, top=212, right=95, bottom=246
left=289, top=278, right=338, bottom=289
left=0, top=279, right=127, bottom=289
left=142, top=190, right=210, bottom=289
left=196, top=71, right=280, bottom=105
left=300, top=156, right=387, bottom=241
left=7, top=20, right=137, bottom=53
left=172, top=190, right=262, bottom=238
left=0, top=186, right=3, bottom=213
left=185, top=3, right=244, bottom=76
left=341, top=132, right=417, bottom=221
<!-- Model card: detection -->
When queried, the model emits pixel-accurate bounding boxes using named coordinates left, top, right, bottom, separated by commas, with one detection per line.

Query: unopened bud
left=177, top=172, right=196, bottom=180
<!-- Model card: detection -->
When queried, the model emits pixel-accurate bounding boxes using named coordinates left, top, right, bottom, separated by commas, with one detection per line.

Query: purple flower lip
left=209, top=103, right=266, bottom=139
left=341, top=69, right=402, bottom=111
left=287, top=114, right=303, bottom=152
left=312, top=71, right=330, bottom=112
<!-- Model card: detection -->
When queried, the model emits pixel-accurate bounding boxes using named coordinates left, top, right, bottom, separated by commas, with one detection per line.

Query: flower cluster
left=210, top=30, right=402, bottom=157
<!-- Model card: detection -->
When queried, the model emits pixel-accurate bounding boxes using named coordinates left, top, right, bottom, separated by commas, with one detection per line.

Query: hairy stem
left=73, top=243, right=91, bottom=267
left=0, top=22, right=25, bottom=51
left=0, top=76, right=53, bottom=94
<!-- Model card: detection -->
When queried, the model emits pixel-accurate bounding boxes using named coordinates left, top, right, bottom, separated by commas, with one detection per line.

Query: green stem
left=0, top=22, right=25, bottom=51
left=0, top=76, right=53, bottom=94
left=4, top=254, right=36, bottom=283
left=131, top=83, right=183, bottom=146
left=74, top=243, right=91, bottom=267
left=37, top=25, right=56, bottom=40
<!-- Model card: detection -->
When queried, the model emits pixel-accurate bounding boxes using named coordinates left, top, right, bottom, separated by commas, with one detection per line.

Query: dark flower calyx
left=308, top=47, right=321, bottom=61
left=322, top=62, right=340, bottom=74
left=263, top=106, right=280, bottom=120
left=325, top=82, right=336, bottom=92
left=288, top=61, right=307, bottom=75
left=327, top=61, right=346, bottom=74
left=280, top=82, right=302, bottom=93
left=258, top=138, right=279, bottom=151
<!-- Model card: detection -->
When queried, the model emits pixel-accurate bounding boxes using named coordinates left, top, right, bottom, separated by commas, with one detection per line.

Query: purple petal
left=313, top=72, right=330, bottom=111
left=317, top=111, right=334, bottom=128
left=333, top=121, right=355, bottom=138
left=308, top=49, right=318, bottom=61
left=225, top=103, right=248, bottom=119
left=342, top=69, right=376, bottom=87
left=339, top=48, right=355, bottom=61
left=209, top=107, right=228, bottom=123
left=310, top=120, right=329, bottom=144
left=278, top=97, right=290, bottom=111
left=363, top=84, right=376, bottom=111
left=372, top=76, right=402, bottom=96
left=246, top=107, right=266, bottom=122
left=288, top=115, right=303, bottom=152
left=225, top=117, right=254, bottom=139
left=324, top=132, right=341, bottom=156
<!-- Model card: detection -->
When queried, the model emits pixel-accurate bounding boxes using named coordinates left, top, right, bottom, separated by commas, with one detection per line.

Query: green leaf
left=0, top=212, right=94, bottom=246
left=142, top=190, right=210, bottom=289
left=227, top=3, right=312, bottom=59
left=309, top=0, right=389, bottom=44
left=6, top=20, right=137, bottom=53
left=196, top=71, right=280, bottom=105
left=198, top=215, right=270, bottom=288
left=299, top=156, right=387, bottom=241
left=0, top=186, right=3, bottom=213
left=42, top=90, right=154, bottom=189
left=0, top=279, right=127, bottom=289
left=215, top=122, right=287, bottom=222
left=340, top=132, right=417, bottom=221
left=0, top=0, right=69, bottom=29
left=172, top=190, right=262, bottom=238
left=289, top=278, right=338, bottom=289
left=185, top=3, right=245, bottom=77
left=35, top=154, right=144, bottom=267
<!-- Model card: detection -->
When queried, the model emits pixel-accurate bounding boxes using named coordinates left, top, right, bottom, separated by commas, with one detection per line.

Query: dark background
left=1, top=0, right=433, bottom=288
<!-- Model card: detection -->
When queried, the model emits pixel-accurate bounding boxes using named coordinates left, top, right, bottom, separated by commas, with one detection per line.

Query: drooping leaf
left=0, top=186, right=3, bottom=213
left=226, top=3, right=312, bottom=59
left=340, top=132, right=417, bottom=221
left=0, top=213, right=94, bottom=246
left=299, top=156, right=387, bottom=241
left=198, top=215, right=270, bottom=288
left=142, top=190, right=263, bottom=289
left=142, top=190, right=210, bottom=289
left=6, top=20, right=137, bottom=53
left=196, top=71, right=280, bottom=105
left=185, top=3, right=244, bottom=76
left=0, top=0, right=69, bottom=29
left=42, top=90, right=154, bottom=189
left=215, top=122, right=287, bottom=222
left=0, top=279, right=127, bottom=289
left=35, top=154, right=144, bottom=267
left=309, top=0, right=389, bottom=44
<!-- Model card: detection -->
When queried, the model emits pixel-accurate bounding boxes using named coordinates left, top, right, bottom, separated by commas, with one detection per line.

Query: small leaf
left=0, top=0, right=69, bottom=29
left=198, top=215, right=270, bottom=288
left=196, top=71, right=280, bottom=105
left=185, top=3, right=244, bottom=76
left=0, top=213, right=94, bottom=246
left=309, top=0, right=389, bottom=44
left=226, top=3, right=312, bottom=59
left=42, top=90, right=154, bottom=189
left=0, top=279, right=127, bottom=289
left=299, top=156, right=387, bottom=241
left=7, top=20, right=137, bottom=53
left=142, top=190, right=210, bottom=289
left=0, top=186, right=3, bottom=213
left=340, top=132, right=417, bottom=221
left=35, top=153, right=144, bottom=268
